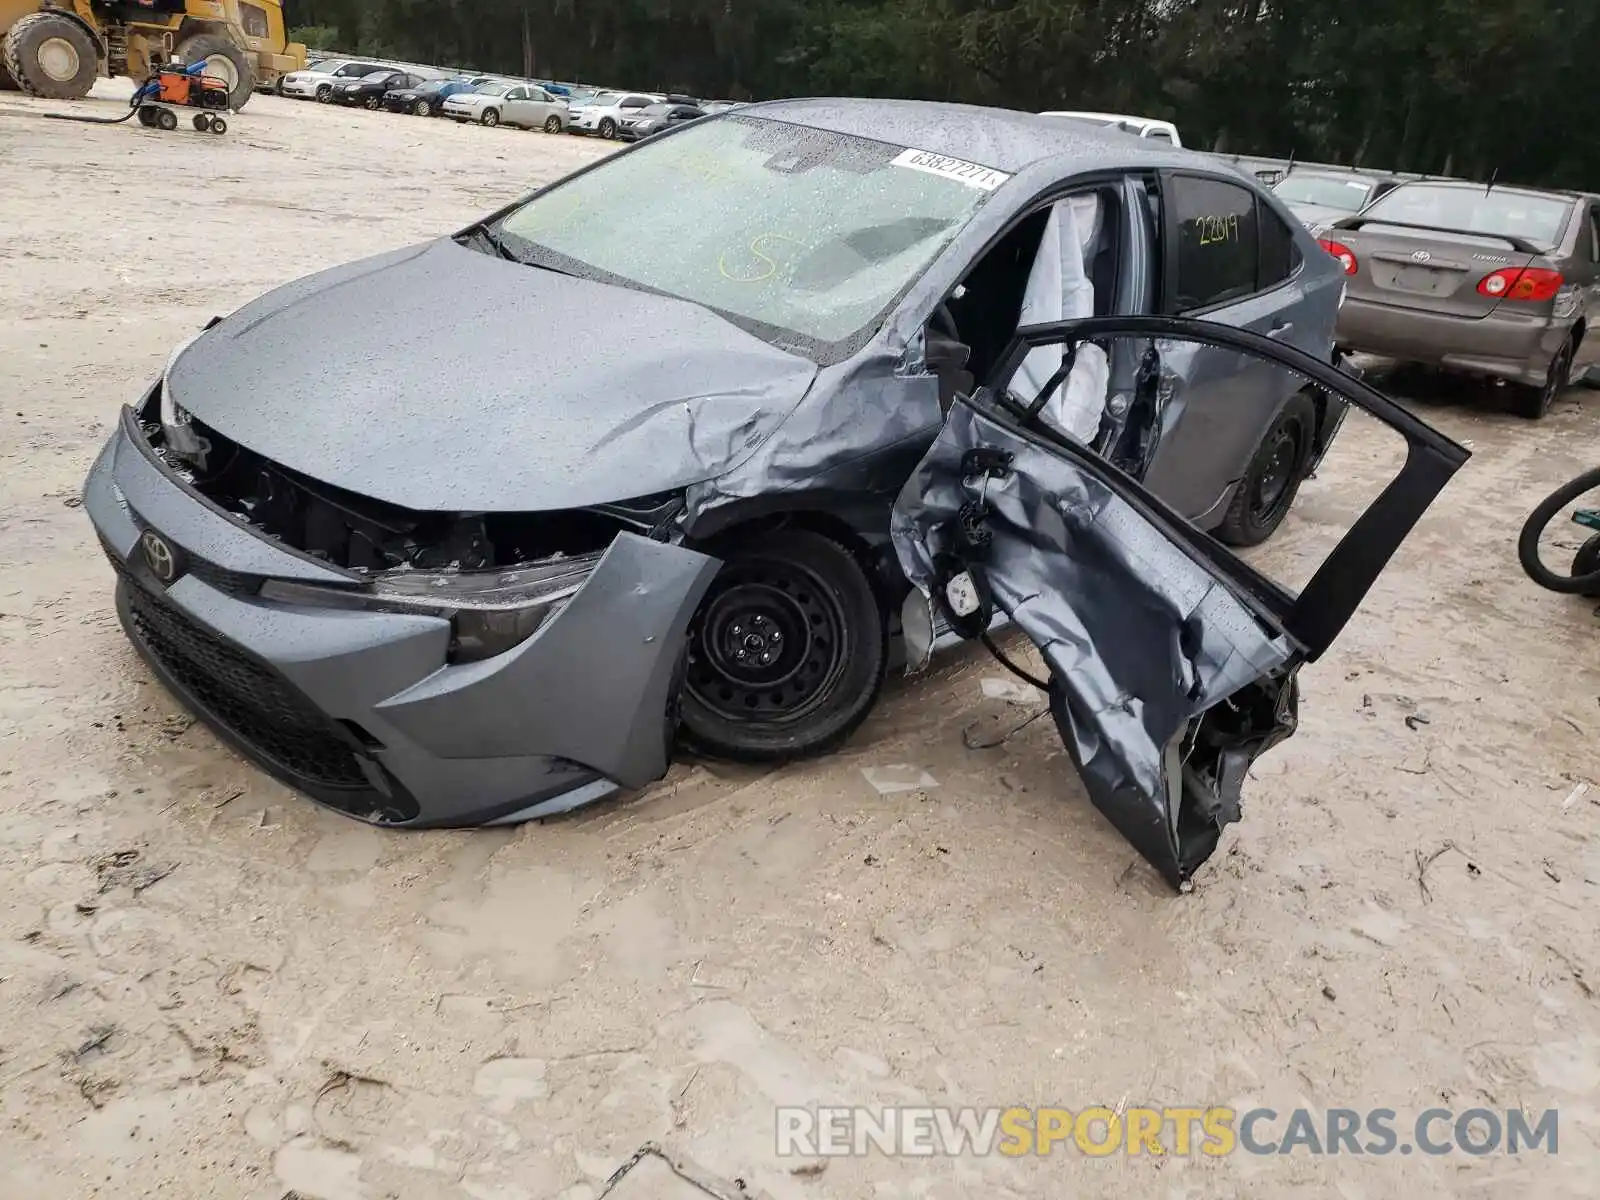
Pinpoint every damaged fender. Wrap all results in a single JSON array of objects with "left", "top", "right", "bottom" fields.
[
  {"left": 375, "top": 533, "right": 720, "bottom": 789},
  {"left": 892, "top": 315, "right": 1468, "bottom": 888}
]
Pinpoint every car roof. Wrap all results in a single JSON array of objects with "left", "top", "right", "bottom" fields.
[{"left": 735, "top": 97, "right": 1194, "bottom": 175}]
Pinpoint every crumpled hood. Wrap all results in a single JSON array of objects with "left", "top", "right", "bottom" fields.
[{"left": 165, "top": 239, "right": 818, "bottom": 512}]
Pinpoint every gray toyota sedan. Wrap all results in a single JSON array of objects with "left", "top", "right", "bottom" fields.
[{"left": 82, "top": 99, "right": 1464, "bottom": 885}]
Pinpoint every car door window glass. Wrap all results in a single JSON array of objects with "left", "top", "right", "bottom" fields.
[
  {"left": 507, "top": 88, "right": 526, "bottom": 101},
  {"left": 1258, "top": 202, "right": 1299, "bottom": 289},
  {"left": 1169, "top": 176, "right": 1259, "bottom": 312}
]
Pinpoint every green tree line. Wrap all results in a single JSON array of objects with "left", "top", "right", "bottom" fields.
[{"left": 287, "top": 0, "right": 1599, "bottom": 190}]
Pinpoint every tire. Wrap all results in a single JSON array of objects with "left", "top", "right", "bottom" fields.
[
  {"left": 1517, "top": 466, "right": 1600, "bottom": 594},
  {"left": 480, "top": 108, "right": 499, "bottom": 127},
  {"left": 315, "top": 83, "right": 332, "bottom": 102},
  {"left": 3, "top": 12, "right": 99, "bottom": 100},
  {"left": 598, "top": 116, "right": 617, "bottom": 139},
  {"left": 543, "top": 114, "right": 561, "bottom": 133},
  {"left": 0, "top": 59, "right": 18, "bottom": 90},
  {"left": 209, "top": 116, "right": 226, "bottom": 135},
  {"left": 1215, "top": 390, "right": 1317, "bottom": 547},
  {"left": 192, "top": 113, "right": 211, "bottom": 131},
  {"left": 137, "top": 105, "right": 159, "bottom": 127},
  {"left": 1510, "top": 331, "right": 1577, "bottom": 420},
  {"left": 414, "top": 99, "right": 430, "bottom": 116},
  {"left": 156, "top": 107, "right": 178, "bottom": 131},
  {"left": 174, "top": 33, "right": 253, "bottom": 111},
  {"left": 679, "top": 529, "right": 887, "bottom": 762}
]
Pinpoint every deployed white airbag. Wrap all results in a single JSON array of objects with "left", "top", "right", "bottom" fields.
[{"left": 1010, "top": 196, "right": 1109, "bottom": 444}]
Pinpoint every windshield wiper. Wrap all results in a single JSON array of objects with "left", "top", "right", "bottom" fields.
[{"left": 462, "top": 221, "right": 519, "bottom": 262}]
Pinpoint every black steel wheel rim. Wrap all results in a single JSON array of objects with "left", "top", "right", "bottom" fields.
[
  {"left": 1543, "top": 339, "right": 1575, "bottom": 409},
  {"left": 1250, "top": 423, "right": 1300, "bottom": 521},
  {"left": 686, "top": 558, "right": 850, "bottom": 724}
]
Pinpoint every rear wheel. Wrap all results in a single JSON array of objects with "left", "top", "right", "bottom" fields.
[
  {"left": 1511, "top": 332, "right": 1576, "bottom": 420},
  {"left": 480, "top": 107, "right": 499, "bottom": 127},
  {"left": 174, "top": 33, "right": 253, "bottom": 111},
  {"left": 1216, "top": 391, "right": 1317, "bottom": 547},
  {"left": 3, "top": 12, "right": 99, "bottom": 100},
  {"left": 156, "top": 107, "right": 178, "bottom": 131},
  {"left": 679, "top": 529, "right": 887, "bottom": 762}
]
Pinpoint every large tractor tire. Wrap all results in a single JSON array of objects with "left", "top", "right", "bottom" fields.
[
  {"left": 174, "top": 32, "right": 252, "bottom": 110},
  {"left": 3, "top": 11, "right": 100, "bottom": 100}
]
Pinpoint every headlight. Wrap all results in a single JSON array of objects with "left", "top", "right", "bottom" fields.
[
  {"left": 159, "top": 332, "right": 209, "bottom": 458},
  {"left": 260, "top": 550, "right": 602, "bottom": 663}
]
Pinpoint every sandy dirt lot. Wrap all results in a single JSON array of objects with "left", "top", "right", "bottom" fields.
[{"left": 2, "top": 81, "right": 1599, "bottom": 1200}]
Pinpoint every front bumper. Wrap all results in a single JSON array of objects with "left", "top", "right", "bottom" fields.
[
  {"left": 1336, "top": 297, "right": 1567, "bottom": 386},
  {"left": 82, "top": 404, "right": 719, "bottom": 828},
  {"left": 279, "top": 77, "right": 326, "bottom": 99}
]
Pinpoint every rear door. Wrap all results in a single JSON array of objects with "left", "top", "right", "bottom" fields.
[
  {"left": 1138, "top": 171, "right": 1327, "bottom": 523},
  {"left": 1573, "top": 204, "right": 1600, "bottom": 375},
  {"left": 890, "top": 315, "right": 1468, "bottom": 888}
]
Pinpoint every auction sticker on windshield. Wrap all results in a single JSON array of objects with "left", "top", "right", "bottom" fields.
[{"left": 891, "top": 148, "right": 1011, "bottom": 192}]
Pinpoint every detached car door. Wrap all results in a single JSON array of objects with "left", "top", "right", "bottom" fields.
[{"left": 891, "top": 315, "right": 1468, "bottom": 889}]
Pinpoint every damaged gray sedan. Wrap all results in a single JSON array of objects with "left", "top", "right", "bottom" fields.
[{"left": 82, "top": 99, "right": 1468, "bottom": 885}]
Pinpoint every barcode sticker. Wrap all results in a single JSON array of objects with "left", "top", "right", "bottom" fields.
[{"left": 891, "top": 148, "right": 1011, "bottom": 192}]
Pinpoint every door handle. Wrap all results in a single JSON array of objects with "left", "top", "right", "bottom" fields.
[{"left": 1267, "top": 321, "right": 1295, "bottom": 340}]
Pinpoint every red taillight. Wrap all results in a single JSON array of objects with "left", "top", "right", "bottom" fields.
[
  {"left": 1318, "top": 238, "right": 1358, "bottom": 276},
  {"left": 1477, "top": 267, "right": 1563, "bottom": 302}
]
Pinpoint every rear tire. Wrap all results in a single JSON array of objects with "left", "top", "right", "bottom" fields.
[
  {"left": 1511, "top": 332, "right": 1576, "bottom": 420},
  {"left": 174, "top": 33, "right": 253, "bottom": 111},
  {"left": 1215, "top": 391, "right": 1317, "bottom": 547},
  {"left": 679, "top": 529, "right": 887, "bottom": 762},
  {"left": 3, "top": 12, "right": 99, "bottom": 100}
]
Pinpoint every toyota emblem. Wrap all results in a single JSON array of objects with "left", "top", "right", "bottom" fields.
[
  {"left": 1411, "top": 250, "right": 1432, "bottom": 263},
  {"left": 139, "top": 529, "right": 178, "bottom": 584}
]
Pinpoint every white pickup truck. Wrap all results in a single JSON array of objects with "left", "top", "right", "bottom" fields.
[{"left": 1039, "top": 110, "right": 1183, "bottom": 147}]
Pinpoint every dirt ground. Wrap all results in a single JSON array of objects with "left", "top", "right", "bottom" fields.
[{"left": 3, "top": 82, "right": 1599, "bottom": 1200}]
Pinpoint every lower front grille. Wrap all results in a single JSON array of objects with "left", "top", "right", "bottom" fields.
[{"left": 106, "top": 550, "right": 383, "bottom": 800}]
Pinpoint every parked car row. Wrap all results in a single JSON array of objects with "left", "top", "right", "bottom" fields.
[{"left": 278, "top": 55, "right": 741, "bottom": 141}]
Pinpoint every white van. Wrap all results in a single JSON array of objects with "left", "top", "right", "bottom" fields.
[{"left": 1039, "top": 110, "right": 1183, "bottom": 148}]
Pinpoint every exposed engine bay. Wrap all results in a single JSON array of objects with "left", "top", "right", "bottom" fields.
[{"left": 140, "top": 389, "right": 680, "bottom": 574}]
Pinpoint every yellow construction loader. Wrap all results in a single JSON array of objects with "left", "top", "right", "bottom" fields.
[{"left": 0, "top": 0, "right": 305, "bottom": 110}]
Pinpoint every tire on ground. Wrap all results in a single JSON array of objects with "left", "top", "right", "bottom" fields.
[
  {"left": 1214, "top": 390, "right": 1318, "bottom": 548},
  {"left": 174, "top": 32, "right": 253, "bottom": 111},
  {"left": 678, "top": 528, "right": 888, "bottom": 762},
  {"left": 3, "top": 11, "right": 100, "bottom": 100}
]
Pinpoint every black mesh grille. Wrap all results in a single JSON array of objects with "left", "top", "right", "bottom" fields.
[{"left": 109, "top": 552, "right": 371, "bottom": 792}]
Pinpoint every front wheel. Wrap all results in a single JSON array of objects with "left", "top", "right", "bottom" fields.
[
  {"left": 364, "top": 95, "right": 380, "bottom": 110},
  {"left": 480, "top": 108, "right": 499, "bottom": 127},
  {"left": 679, "top": 529, "right": 887, "bottom": 762},
  {"left": 415, "top": 99, "right": 430, "bottom": 116},
  {"left": 315, "top": 83, "right": 332, "bottom": 103},
  {"left": 543, "top": 115, "right": 561, "bottom": 133},
  {"left": 1215, "top": 391, "right": 1317, "bottom": 547},
  {"left": 598, "top": 116, "right": 617, "bottom": 138}
]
